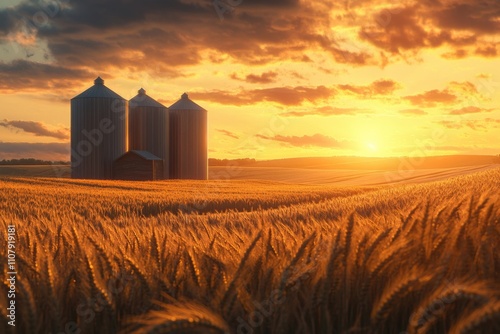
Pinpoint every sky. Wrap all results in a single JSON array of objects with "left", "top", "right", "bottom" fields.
[{"left": 0, "top": 0, "right": 499, "bottom": 161}]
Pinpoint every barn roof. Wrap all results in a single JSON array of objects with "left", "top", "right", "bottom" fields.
[
  {"left": 72, "top": 77, "right": 125, "bottom": 100},
  {"left": 116, "top": 150, "right": 162, "bottom": 161},
  {"left": 129, "top": 88, "right": 167, "bottom": 109},
  {"left": 169, "top": 93, "right": 206, "bottom": 111}
]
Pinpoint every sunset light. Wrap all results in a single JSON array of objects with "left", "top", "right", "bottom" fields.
[
  {"left": 0, "top": 0, "right": 498, "bottom": 161},
  {"left": 1, "top": 2, "right": 500, "bottom": 333}
]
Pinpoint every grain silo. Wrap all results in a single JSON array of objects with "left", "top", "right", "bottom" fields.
[
  {"left": 128, "top": 88, "right": 169, "bottom": 179},
  {"left": 169, "top": 93, "right": 207, "bottom": 180},
  {"left": 71, "top": 77, "right": 128, "bottom": 179}
]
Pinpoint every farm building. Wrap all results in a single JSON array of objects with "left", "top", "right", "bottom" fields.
[
  {"left": 113, "top": 150, "right": 163, "bottom": 181},
  {"left": 169, "top": 93, "right": 208, "bottom": 180},
  {"left": 129, "top": 88, "right": 169, "bottom": 179},
  {"left": 70, "top": 78, "right": 208, "bottom": 181},
  {"left": 70, "top": 77, "right": 128, "bottom": 179}
]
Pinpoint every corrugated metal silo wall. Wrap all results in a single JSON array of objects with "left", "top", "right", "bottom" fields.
[
  {"left": 169, "top": 109, "right": 208, "bottom": 180},
  {"left": 71, "top": 98, "right": 128, "bottom": 179},
  {"left": 129, "top": 106, "right": 169, "bottom": 179}
]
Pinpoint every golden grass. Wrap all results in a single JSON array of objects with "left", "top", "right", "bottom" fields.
[{"left": 0, "top": 169, "right": 499, "bottom": 333}]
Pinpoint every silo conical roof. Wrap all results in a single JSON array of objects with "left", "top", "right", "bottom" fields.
[
  {"left": 129, "top": 88, "right": 167, "bottom": 108},
  {"left": 72, "top": 77, "right": 125, "bottom": 100},
  {"left": 169, "top": 93, "right": 206, "bottom": 111}
]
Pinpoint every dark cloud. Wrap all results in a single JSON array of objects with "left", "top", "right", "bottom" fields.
[
  {"left": 0, "top": 0, "right": 497, "bottom": 94},
  {"left": 359, "top": 6, "right": 452, "bottom": 54},
  {"left": 0, "top": 119, "right": 69, "bottom": 140},
  {"left": 404, "top": 89, "right": 458, "bottom": 107},
  {"left": 432, "top": 1, "right": 500, "bottom": 34},
  {"left": 475, "top": 45, "right": 498, "bottom": 57},
  {"left": 231, "top": 71, "right": 278, "bottom": 84},
  {"left": 399, "top": 109, "right": 428, "bottom": 116},
  {"left": 193, "top": 85, "right": 334, "bottom": 106},
  {"left": 255, "top": 133, "right": 354, "bottom": 148},
  {"left": 356, "top": 2, "right": 498, "bottom": 59},
  {"left": 0, "top": 60, "right": 94, "bottom": 93},
  {"left": 281, "top": 106, "right": 370, "bottom": 117},
  {"left": 0, "top": 141, "right": 69, "bottom": 160},
  {"left": 216, "top": 129, "right": 239, "bottom": 140}
]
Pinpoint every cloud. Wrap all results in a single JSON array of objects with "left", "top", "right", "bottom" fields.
[
  {"left": 0, "top": 142, "right": 69, "bottom": 160},
  {"left": 399, "top": 109, "right": 428, "bottom": 116},
  {"left": 442, "top": 49, "right": 468, "bottom": 59},
  {"left": 435, "top": 118, "right": 500, "bottom": 131},
  {"left": 0, "top": 120, "right": 69, "bottom": 140},
  {"left": 193, "top": 85, "right": 334, "bottom": 106},
  {"left": 0, "top": 0, "right": 497, "bottom": 95},
  {"left": 431, "top": 1, "right": 500, "bottom": 34},
  {"left": 255, "top": 133, "right": 354, "bottom": 148},
  {"left": 231, "top": 71, "right": 278, "bottom": 84},
  {"left": 404, "top": 89, "right": 458, "bottom": 107},
  {"left": 359, "top": 6, "right": 453, "bottom": 54},
  {"left": 475, "top": 45, "right": 498, "bottom": 57},
  {"left": 337, "top": 79, "right": 400, "bottom": 96},
  {"left": 0, "top": 60, "right": 94, "bottom": 93},
  {"left": 216, "top": 129, "right": 239, "bottom": 140},
  {"left": 354, "top": 1, "right": 498, "bottom": 60},
  {"left": 448, "top": 106, "right": 494, "bottom": 115},
  {"left": 281, "top": 106, "right": 370, "bottom": 117}
]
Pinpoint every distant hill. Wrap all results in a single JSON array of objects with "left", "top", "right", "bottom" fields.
[
  {"left": 210, "top": 155, "right": 499, "bottom": 170},
  {"left": 0, "top": 158, "right": 70, "bottom": 165}
]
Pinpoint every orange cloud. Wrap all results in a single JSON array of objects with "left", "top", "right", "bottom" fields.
[
  {"left": 193, "top": 85, "right": 334, "bottom": 106},
  {"left": 399, "top": 109, "right": 428, "bottom": 116},
  {"left": 216, "top": 129, "right": 239, "bottom": 140},
  {"left": 404, "top": 89, "right": 458, "bottom": 107},
  {"left": 338, "top": 79, "right": 400, "bottom": 96},
  {"left": 231, "top": 71, "right": 279, "bottom": 84},
  {"left": 281, "top": 106, "right": 370, "bottom": 117},
  {"left": 255, "top": 133, "right": 355, "bottom": 148},
  {"left": 448, "top": 106, "right": 494, "bottom": 115}
]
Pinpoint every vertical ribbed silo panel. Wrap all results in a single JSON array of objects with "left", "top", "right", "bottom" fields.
[
  {"left": 70, "top": 78, "right": 127, "bottom": 180},
  {"left": 128, "top": 89, "right": 169, "bottom": 179}
]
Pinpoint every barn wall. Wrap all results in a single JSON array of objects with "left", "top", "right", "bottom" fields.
[
  {"left": 129, "top": 106, "right": 169, "bottom": 179},
  {"left": 153, "top": 160, "right": 164, "bottom": 180},
  {"left": 113, "top": 154, "right": 154, "bottom": 181}
]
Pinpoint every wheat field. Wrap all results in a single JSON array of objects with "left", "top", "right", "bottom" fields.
[{"left": 1, "top": 169, "right": 500, "bottom": 333}]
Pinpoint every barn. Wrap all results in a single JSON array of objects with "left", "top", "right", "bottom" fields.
[{"left": 113, "top": 150, "right": 163, "bottom": 181}]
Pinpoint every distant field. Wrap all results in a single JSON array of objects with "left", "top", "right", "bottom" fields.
[
  {"left": 1, "top": 168, "right": 499, "bottom": 333},
  {"left": 0, "top": 165, "right": 70, "bottom": 178},
  {"left": 210, "top": 164, "right": 498, "bottom": 185},
  {"left": 1, "top": 155, "right": 498, "bottom": 187}
]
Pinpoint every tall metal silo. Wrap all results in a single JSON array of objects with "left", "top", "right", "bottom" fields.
[
  {"left": 71, "top": 77, "right": 128, "bottom": 179},
  {"left": 169, "top": 93, "right": 207, "bottom": 180},
  {"left": 129, "top": 88, "right": 169, "bottom": 179}
]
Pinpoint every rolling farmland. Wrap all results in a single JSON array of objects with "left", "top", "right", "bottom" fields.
[{"left": 0, "top": 168, "right": 499, "bottom": 333}]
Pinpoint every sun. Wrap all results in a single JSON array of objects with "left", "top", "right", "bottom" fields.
[{"left": 367, "top": 142, "right": 378, "bottom": 152}]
